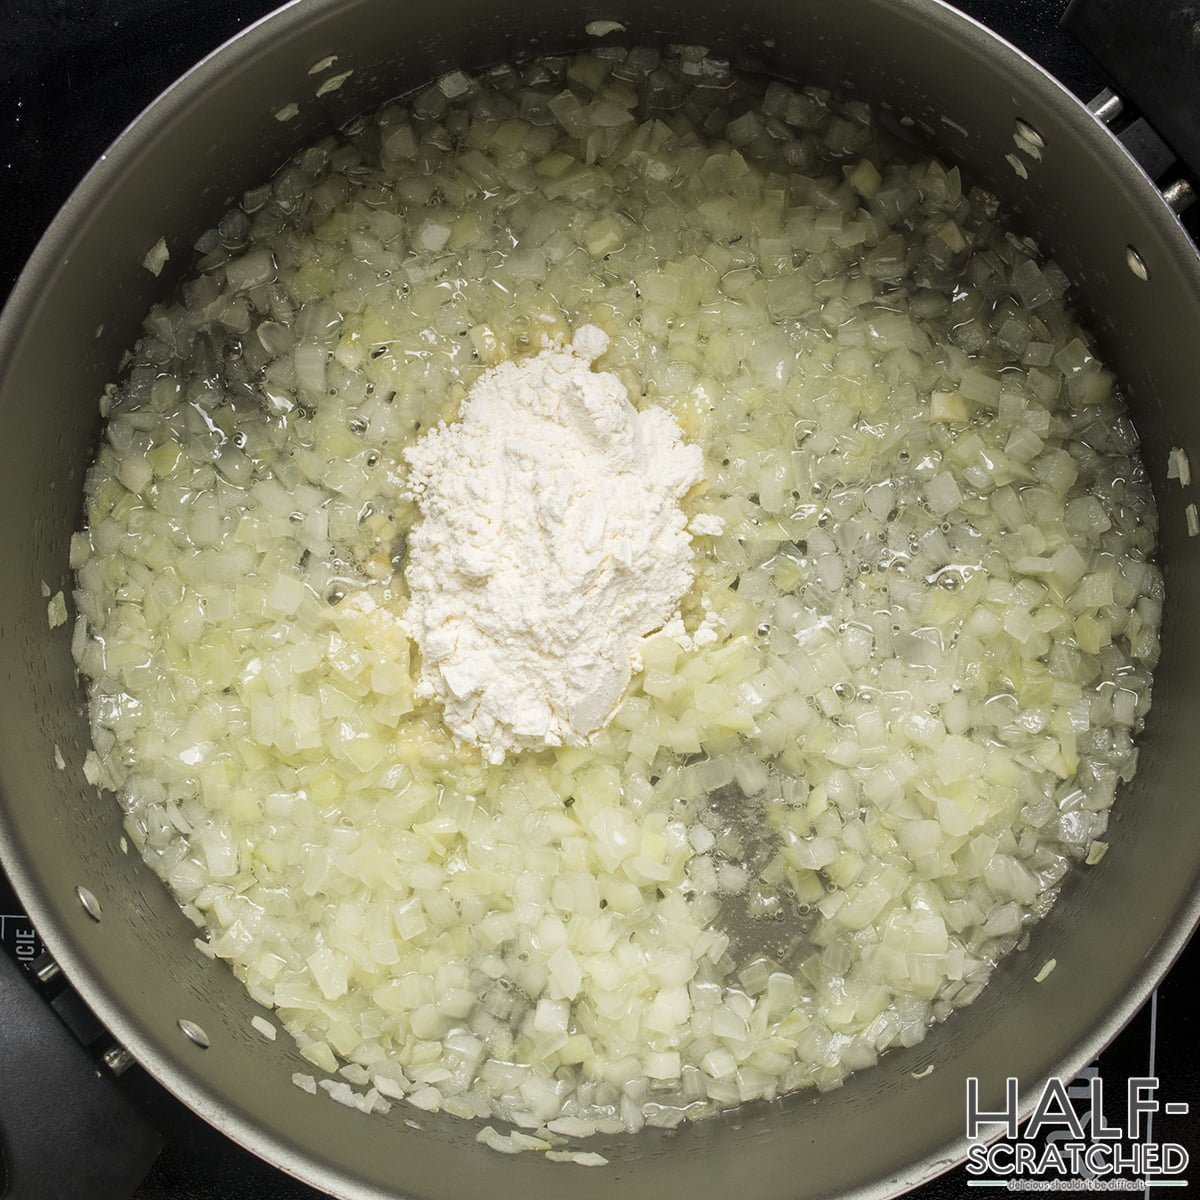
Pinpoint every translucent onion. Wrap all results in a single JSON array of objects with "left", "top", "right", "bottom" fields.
[{"left": 71, "top": 43, "right": 1161, "bottom": 1149}]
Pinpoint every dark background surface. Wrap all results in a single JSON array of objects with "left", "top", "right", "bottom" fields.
[{"left": 1, "top": 1, "right": 1198, "bottom": 1197}]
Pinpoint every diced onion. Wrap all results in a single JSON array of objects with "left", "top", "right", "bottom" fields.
[{"left": 71, "top": 44, "right": 1161, "bottom": 1147}]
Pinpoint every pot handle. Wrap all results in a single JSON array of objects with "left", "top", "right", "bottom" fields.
[
  {"left": 1061, "top": 0, "right": 1200, "bottom": 184},
  {"left": 0, "top": 948, "right": 161, "bottom": 1199}
]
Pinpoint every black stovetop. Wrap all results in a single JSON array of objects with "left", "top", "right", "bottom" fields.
[{"left": 1, "top": 1, "right": 1198, "bottom": 1197}]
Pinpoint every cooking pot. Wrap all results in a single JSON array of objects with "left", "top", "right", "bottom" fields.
[{"left": 1, "top": 1, "right": 1198, "bottom": 1197}]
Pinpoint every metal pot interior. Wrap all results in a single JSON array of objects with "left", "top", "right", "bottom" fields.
[{"left": 1, "top": 1, "right": 1198, "bottom": 1197}]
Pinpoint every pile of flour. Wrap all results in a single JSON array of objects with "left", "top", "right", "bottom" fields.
[{"left": 402, "top": 326, "right": 720, "bottom": 763}]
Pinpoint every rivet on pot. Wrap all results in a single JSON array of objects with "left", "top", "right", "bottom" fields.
[
  {"left": 102, "top": 1044, "right": 135, "bottom": 1075},
  {"left": 1087, "top": 87, "right": 1125, "bottom": 126},
  {"left": 177, "top": 1018, "right": 210, "bottom": 1049},
  {"left": 1014, "top": 118, "right": 1045, "bottom": 150},
  {"left": 33, "top": 953, "right": 62, "bottom": 984},
  {"left": 1162, "top": 178, "right": 1196, "bottom": 217},
  {"left": 75, "top": 885, "right": 102, "bottom": 921},
  {"left": 1126, "top": 246, "right": 1150, "bottom": 281}
]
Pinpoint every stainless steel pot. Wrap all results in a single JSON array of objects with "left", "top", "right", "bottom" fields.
[{"left": 1, "top": 1, "right": 1198, "bottom": 1197}]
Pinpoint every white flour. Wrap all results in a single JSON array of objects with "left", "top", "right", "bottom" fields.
[{"left": 402, "top": 326, "right": 719, "bottom": 763}]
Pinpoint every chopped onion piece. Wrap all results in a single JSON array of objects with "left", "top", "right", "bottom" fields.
[
  {"left": 142, "top": 238, "right": 169, "bottom": 277},
  {"left": 1167, "top": 446, "right": 1191, "bottom": 487}
]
